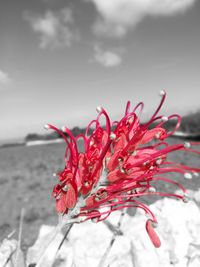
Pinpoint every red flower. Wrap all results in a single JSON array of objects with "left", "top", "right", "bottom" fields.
[{"left": 46, "top": 91, "right": 200, "bottom": 248}]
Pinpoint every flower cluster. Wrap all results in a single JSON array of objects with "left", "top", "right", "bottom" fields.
[{"left": 46, "top": 91, "right": 200, "bottom": 248}]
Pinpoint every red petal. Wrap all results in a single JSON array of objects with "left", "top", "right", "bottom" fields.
[
  {"left": 80, "top": 183, "right": 93, "bottom": 196},
  {"left": 113, "top": 133, "right": 127, "bottom": 152},
  {"left": 56, "top": 195, "right": 66, "bottom": 213},
  {"left": 64, "top": 182, "right": 77, "bottom": 209},
  {"left": 140, "top": 128, "right": 166, "bottom": 145},
  {"left": 85, "top": 195, "right": 95, "bottom": 207},
  {"left": 145, "top": 219, "right": 161, "bottom": 248},
  {"left": 106, "top": 151, "right": 121, "bottom": 172},
  {"left": 107, "top": 169, "right": 125, "bottom": 182},
  {"left": 59, "top": 169, "right": 73, "bottom": 182}
]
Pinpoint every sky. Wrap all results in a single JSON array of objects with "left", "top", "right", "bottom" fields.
[{"left": 0, "top": 0, "right": 200, "bottom": 141}]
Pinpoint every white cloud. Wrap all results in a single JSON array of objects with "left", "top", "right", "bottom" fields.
[
  {"left": 24, "top": 8, "right": 79, "bottom": 48},
  {"left": 0, "top": 70, "right": 11, "bottom": 85},
  {"left": 93, "top": 46, "right": 122, "bottom": 67},
  {"left": 89, "top": 0, "right": 196, "bottom": 37}
]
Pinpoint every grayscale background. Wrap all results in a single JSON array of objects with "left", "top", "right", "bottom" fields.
[{"left": 0, "top": 0, "right": 200, "bottom": 256}]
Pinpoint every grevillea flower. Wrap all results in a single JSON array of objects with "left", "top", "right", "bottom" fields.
[{"left": 45, "top": 91, "right": 200, "bottom": 248}]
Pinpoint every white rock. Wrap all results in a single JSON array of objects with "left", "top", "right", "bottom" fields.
[
  {"left": 69, "top": 220, "right": 112, "bottom": 266},
  {"left": 0, "top": 238, "right": 25, "bottom": 267},
  {"left": 187, "top": 243, "right": 200, "bottom": 267},
  {"left": 188, "top": 257, "right": 200, "bottom": 267},
  {"left": 116, "top": 197, "right": 200, "bottom": 267},
  {"left": 28, "top": 194, "right": 200, "bottom": 267},
  {"left": 27, "top": 225, "right": 73, "bottom": 267},
  {"left": 187, "top": 188, "right": 200, "bottom": 203}
]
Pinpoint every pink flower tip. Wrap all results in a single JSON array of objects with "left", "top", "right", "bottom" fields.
[{"left": 146, "top": 219, "right": 161, "bottom": 248}]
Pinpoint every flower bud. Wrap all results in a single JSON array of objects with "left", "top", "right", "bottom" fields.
[{"left": 146, "top": 219, "right": 161, "bottom": 248}]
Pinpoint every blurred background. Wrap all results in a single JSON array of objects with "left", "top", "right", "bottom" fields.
[{"left": 0, "top": 0, "right": 200, "bottom": 250}]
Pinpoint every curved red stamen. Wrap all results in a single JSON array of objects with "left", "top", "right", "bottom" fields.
[
  {"left": 46, "top": 124, "right": 75, "bottom": 167},
  {"left": 132, "top": 101, "right": 144, "bottom": 117},
  {"left": 125, "top": 101, "right": 131, "bottom": 115},
  {"left": 147, "top": 90, "right": 166, "bottom": 124}
]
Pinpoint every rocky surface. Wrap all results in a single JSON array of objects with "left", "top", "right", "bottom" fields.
[
  {"left": 24, "top": 190, "right": 200, "bottom": 267},
  {"left": 0, "top": 238, "right": 25, "bottom": 267}
]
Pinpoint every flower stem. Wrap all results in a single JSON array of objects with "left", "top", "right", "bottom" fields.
[
  {"left": 97, "top": 209, "right": 125, "bottom": 267},
  {"left": 51, "top": 223, "right": 73, "bottom": 265}
]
